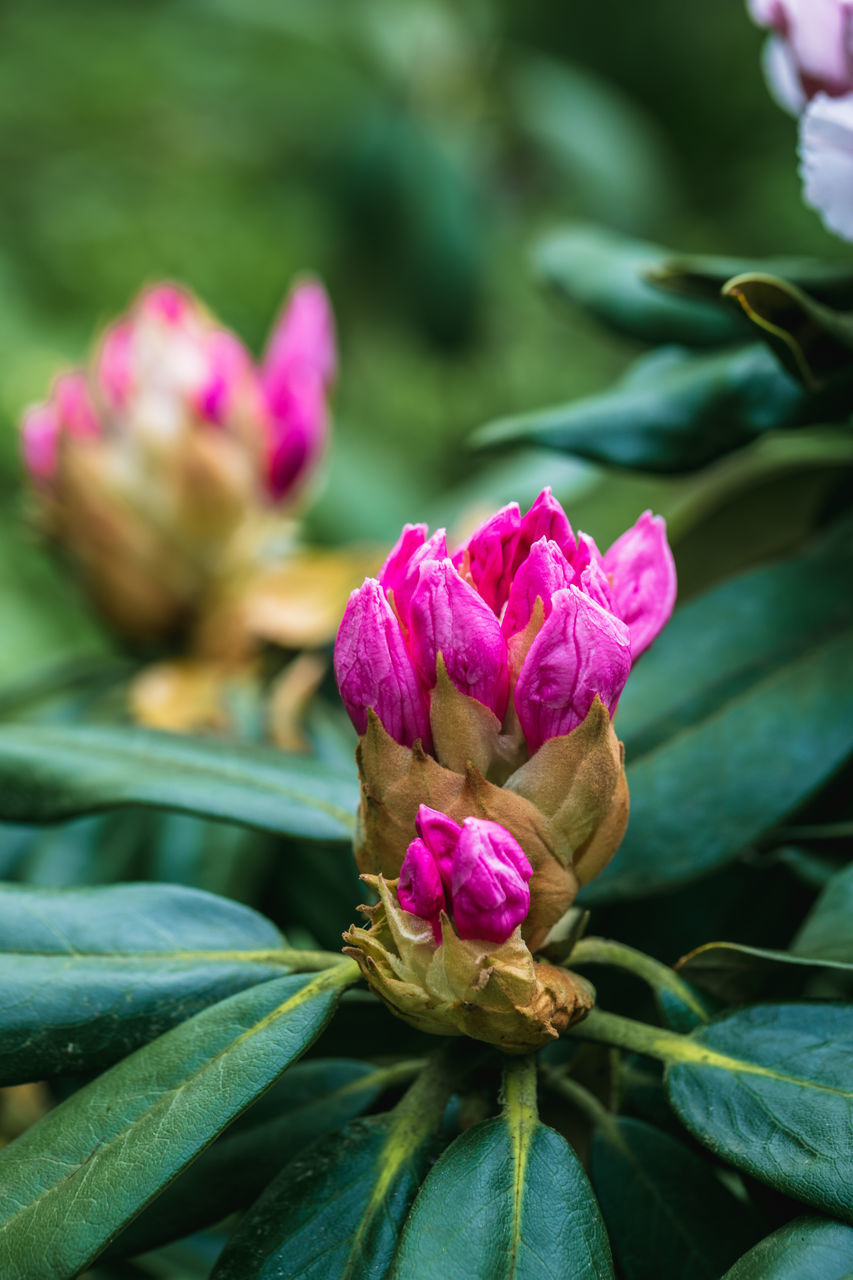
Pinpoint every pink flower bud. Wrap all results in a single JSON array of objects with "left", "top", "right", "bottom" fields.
[
  {"left": 382, "top": 528, "right": 447, "bottom": 626},
  {"left": 408, "top": 558, "right": 509, "bottom": 720},
  {"left": 415, "top": 804, "right": 462, "bottom": 882},
  {"left": 398, "top": 837, "right": 446, "bottom": 937},
  {"left": 334, "top": 578, "right": 432, "bottom": 749},
  {"left": 21, "top": 373, "right": 101, "bottom": 484},
  {"left": 266, "top": 370, "right": 328, "bottom": 500},
  {"left": 502, "top": 537, "right": 574, "bottom": 639},
  {"left": 379, "top": 523, "right": 428, "bottom": 599},
  {"left": 514, "top": 585, "right": 632, "bottom": 753},
  {"left": 748, "top": 0, "right": 853, "bottom": 100},
  {"left": 263, "top": 278, "right": 337, "bottom": 395},
  {"left": 801, "top": 92, "right": 853, "bottom": 242},
  {"left": 515, "top": 486, "right": 576, "bottom": 567},
  {"left": 455, "top": 503, "right": 521, "bottom": 615},
  {"left": 97, "top": 321, "right": 135, "bottom": 410},
  {"left": 603, "top": 510, "right": 677, "bottom": 659},
  {"left": 451, "top": 818, "right": 532, "bottom": 943}
]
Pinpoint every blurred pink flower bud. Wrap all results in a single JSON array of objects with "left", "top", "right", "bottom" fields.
[
  {"left": 334, "top": 578, "right": 432, "bottom": 749},
  {"left": 603, "top": 510, "right": 677, "bottom": 659},
  {"left": 800, "top": 92, "right": 853, "bottom": 241},
  {"left": 408, "top": 557, "right": 510, "bottom": 720},
  {"left": 21, "top": 372, "right": 101, "bottom": 484},
  {"left": 397, "top": 808, "right": 532, "bottom": 945},
  {"left": 749, "top": 0, "right": 853, "bottom": 102},
  {"left": 514, "top": 586, "right": 632, "bottom": 754},
  {"left": 262, "top": 279, "right": 337, "bottom": 499}
]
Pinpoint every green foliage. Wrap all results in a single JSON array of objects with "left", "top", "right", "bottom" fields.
[{"left": 721, "top": 1217, "right": 853, "bottom": 1280}]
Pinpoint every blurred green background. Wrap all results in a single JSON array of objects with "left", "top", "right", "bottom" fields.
[{"left": 0, "top": 0, "right": 845, "bottom": 681}]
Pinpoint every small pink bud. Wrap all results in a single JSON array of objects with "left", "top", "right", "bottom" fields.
[
  {"left": 415, "top": 804, "right": 461, "bottom": 883},
  {"left": 21, "top": 404, "right": 61, "bottom": 483},
  {"left": 455, "top": 503, "right": 521, "bottom": 615},
  {"left": 334, "top": 579, "right": 432, "bottom": 749},
  {"left": 194, "top": 330, "right": 255, "bottom": 426},
  {"left": 390, "top": 529, "right": 448, "bottom": 627},
  {"left": 263, "top": 278, "right": 337, "bottom": 398},
  {"left": 603, "top": 510, "right": 677, "bottom": 659},
  {"left": 451, "top": 818, "right": 532, "bottom": 943},
  {"left": 515, "top": 487, "right": 576, "bottom": 567},
  {"left": 379, "top": 523, "right": 428, "bottom": 600},
  {"left": 408, "top": 558, "right": 509, "bottom": 720},
  {"left": 21, "top": 373, "right": 101, "bottom": 484},
  {"left": 515, "top": 585, "right": 632, "bottom": 753},
  {"left": 398, "top": 837, "right": 446, "bottom": 937},
  {"left": 501, "top": 537, "right": 574, "bottom": 639},
  {"left": 266, "top": 369, "right": 328, "bottom": 500},
  {"left": 53, "top": 373, "right": 100, "bottom": 441},
  {"left": 97, "top": 321, "right": 135, "bottom": 410}
]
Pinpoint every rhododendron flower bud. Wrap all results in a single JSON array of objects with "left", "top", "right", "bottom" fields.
[
  {"left": 334, "top": 579, "right": 431, "bottom": 749},
  {"left": 515, "top": 587, "right": 632, "bottom": 754},
  {"left": 603, "top": 510, "right": 677, "bottom": 659},
  {"left": 501, "top": 538, "right": 574, "bottom": 640},
  {"left": 20, "top": 277, "right": 338, "bottom": 644},
  {"left": 398, "top": 838, "right": 446, "bottom": 933}
]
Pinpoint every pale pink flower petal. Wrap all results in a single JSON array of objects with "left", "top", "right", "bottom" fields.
[{"left": 800, "top": 91, "right": 853, "bottom": 241}]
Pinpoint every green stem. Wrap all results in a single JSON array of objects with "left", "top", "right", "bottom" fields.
[
  {"left": 565, "top": 1007, "right": 702, "bottom": 1064},
  {"left": 569, "top": 937, "right": 708, "bottom": 1023},
  {"left": 276, "top": 947, "right": 352, "bottom": 972},
  {"left": 393, "top": 1041, "right": 467, "bottom": 1129},
  {"left": 502, "top": 1054, "right": 539, "bottom": 1120},
  {"left": 539, "top": 1066, "right": 624, "bottom": 1145}
]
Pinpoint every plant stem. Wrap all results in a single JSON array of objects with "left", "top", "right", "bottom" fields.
[
  {"left": 569, "top": 936, "right": 708, "bottom": 1023},
  {"left": 565, "top": 1007, "right": 705, "bottom": 1064},
  {"left": 276, "top": 947, "right": 352, "bottom": 971}
]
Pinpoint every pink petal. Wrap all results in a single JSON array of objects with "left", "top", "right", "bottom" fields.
[
  {"left": 800, "top": 91, "right": 853, "bottom": 241},
  {"left": 514, "top": 586, "right": 632, "bottom": 754},
  {"left": 21, "top": 404, "right": 61, "bottom": 483},
  {"left": 97, "top": 321, "right": 135, "bottom": 410},
  {"left": 450, "top": 818, "right": 532, "bottom": 943},
  {"left": 266, "top": 368, "right": 328, "bottom": 500},
  {"left": 378, "top": 523, "right": 429, "bottom": 602},
  {"left": 603, "top": 511, "right": 677, "bottom": 659},
  {"left": 515, "top": 487, "right": 576, "bottom": 567},
  {"left": 53, "top": 372, "right": 101, "bottom": 440},
  {"left": 263, "top": 278, "right": 337, "bottom": 398},
  {"left": 501, "top": 537, "right": 574, "bottom": 639},
  {"left": 456, "top": 503, "right": 521, "bottom": 616},
  {"left": 408, "top": 558, "right": 510, "bottom": 720},
  {"left": 415, "top": 804, "right": 462, "bottom": 887},
  {"left": 333, "top": 579, "right": 432, "bottom": 749},
  {"left": 398, "top": 836, "right": 447, "bottom": 929}
]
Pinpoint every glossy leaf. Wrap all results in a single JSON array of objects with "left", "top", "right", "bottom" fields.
[
  {"left": 585, "top": 522, "right": 853, "bottom": 902},
  {"left": 0, "top": 881, "right": 289, "bottom": 1084},
  {"left": 589, "top": 1117, "right": 761, "bottom": 1280},
  {"left": 792, "top": 864, "right": 853, "bottom": 963},
  {"left": 110, "top": 1058, "right": 395, "bottom": 1259},
  {"left": 666, "top": 1004, "right": 853, "bottom": 1221},
  {"left": 677, "top": 940, "right": 853, "bottom": 1004},
  {"left": 533, "top": 225, "right": 746, "bottom": 345},
  {"left": 388, "top": 1067, "right": 614, "bottom": 1280},
  {"left": 0, "top": 965, "right": 356, "bottom": 1279},
  {"left": 213, "top": 1058, "right": 452, "bottom": 1280},
  {"left": 721, "top": 1216, "right": 853, "bottom": 1280},
  {"left": 723, "top": 273, "right": 853, "bottom": 391},
  {"left": 0, "top": 723, "right": 358, "bottom": 840},
  {"left": 475, "top": 344, "right": 811, "bottom": 474}
]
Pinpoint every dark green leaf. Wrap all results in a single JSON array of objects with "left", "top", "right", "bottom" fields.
[
  {"left": 0, "top": 723, "right": 358, "bottom": 840},
  {"left": 589, "top": 1117, "right": 761, "bottom": 1280},
  {"left": 585, "top": 522, "right": 853, "bottom": 902},
  {"left": 721, "top": 1216, "right": 853, "bottom": 1280},
  {"left": 0, "top": 881, "right": 290, "bottom": 1084},
  {"left": 110, "top": 1058, "right": 394, "bottom": 1260},
  {"left": 723, "top": 273, "right": 853, "bottom": 391},
  {"left": 213, "top": 1058, "right": 452, "bottom": 1280},
  {"left": 677, "top": 941, "right": 853, "bottom": 1005},
  {"left": 0, "top": 965, "right": 356, "bottom": 1279},
  {"left": 666, "top": 1004, "right": 853, "bottom": 1221},
  {"left": 648, "top": 251, "right": 853, "bottom": 307},
  {"left": 388, "top": 1073, "right": 614, "bottom": 1279},
  {"left": 475, "top": 344, "right": 810, "bottom": 474},
  {"left": 534, "top": 225, "right": 745, "bottom": 345},
  {"left": 792, "top": 864, "right": 853, "bottom": 963}
]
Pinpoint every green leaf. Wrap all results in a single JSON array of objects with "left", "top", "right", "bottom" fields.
[
  {"left": 723, "top": 273, "right": 853, "bottom": 392},
  {"left": 388, "top": 1062, "right": 614, "bottom": 1280},
  {"left": 475, "top": 344, "right": 810, "bottom": 474},
  {"left": 676, "top": 940, "right": 853, "bottom": 1005},
  {"left": 213, "top": 1054, "right": 454, "bottom": 1280},
  {"left": 589, "top": 1117, "right": 761, "bottom": 1280},
  {"left": 110, "top": 1058, "right": 402, "bottom": 1260},
  {"left": 720, "top": 1216, "right": 853, "bottom": 1280},
  {"left": 533, "top": 225, "right": 745, "bottom": 346},
  {"left": 0, "top": 964, "right": 356, "bottom": 1279},
  {"left": 585, "top": 522, "right": 853, "bottom": 901},
  {"left": 792, "top": 864, "right": 853, "bottom": 963},
  {"left": 0, "top": 881, "right": 290, "bottom": 1084},
  {"left": 665, "top": 1004, "right": 853, "bottom": 1222},
  {"left": 648, "top": 251, "right": 853, "bottom": 305},
  {"left": 0, "top": 723, "right": 358, "bottom": 840}
]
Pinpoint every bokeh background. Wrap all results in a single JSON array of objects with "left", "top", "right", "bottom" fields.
[{"left": 0, "top": 0, "right": 842, "bottom": 686}]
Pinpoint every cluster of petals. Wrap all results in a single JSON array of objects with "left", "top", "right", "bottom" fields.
[
  {"left": 397, "top": 805, "right": 533, "bottom": 945},
  {"left": 21, "top": 277, "right": 336, "bottom": 502},
  {"left": 748, "top": 0, "right": 853, "bottom": 240},
  {"left": 334, "top": 488, "right": 676, "bottom": 755}
]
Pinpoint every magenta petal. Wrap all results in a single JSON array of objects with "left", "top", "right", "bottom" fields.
[
  {"left": 408, "top": 559, "right": 510, "bottom": 719},
  {"left": 502, "top": 537, "right": 574, "bottom": 638},
  {"left": 516, "top": 487, "right": 576, "bottom": 567},
  {"left": 21, "top": 404, "right": 61, "bottom": 483},
  {"left": 415, "top": 804, "right": 461, "bottom": 888},
  {"left": 263, "top": 278, "right": 337, "bottom": 395},
  {"left": 603, "top": 510, "right": 677, "bottom": 659},
  {"left": 515, "top": 586, "right": 632, "bottom": 754},
  {"left": 392, "top": 529, "right": 447, "bottom": 628},
  {"left": 450, "top": 818, "right": 532, "bottom": 943},
  {"left": 398, "top": 837, "right": 447, "bottom": 924},
  {"left": 266, "top": 368, "right": 327, "bottom": 500},
  {"left": 379, "top": 523, "right": 428, "bottom": 600},
  {"left": 333, "top": 579, "right": 432, "bottom": 749},
  {"left": 457, "top": 503, "right": 521, "bottom": 615},
  {"left": 53, "top": 372, "right": 101, "bottom": 441},
  {"left": 97, "top": 321, "right": 135, "bottom": 410}
]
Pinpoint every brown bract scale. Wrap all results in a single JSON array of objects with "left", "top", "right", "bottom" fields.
[
  {"left": 354, "top": 695, "right": 627, "bottom": 951},
  {"left": 343, "top": 876, "right": 595, "bottom": 1053}
]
